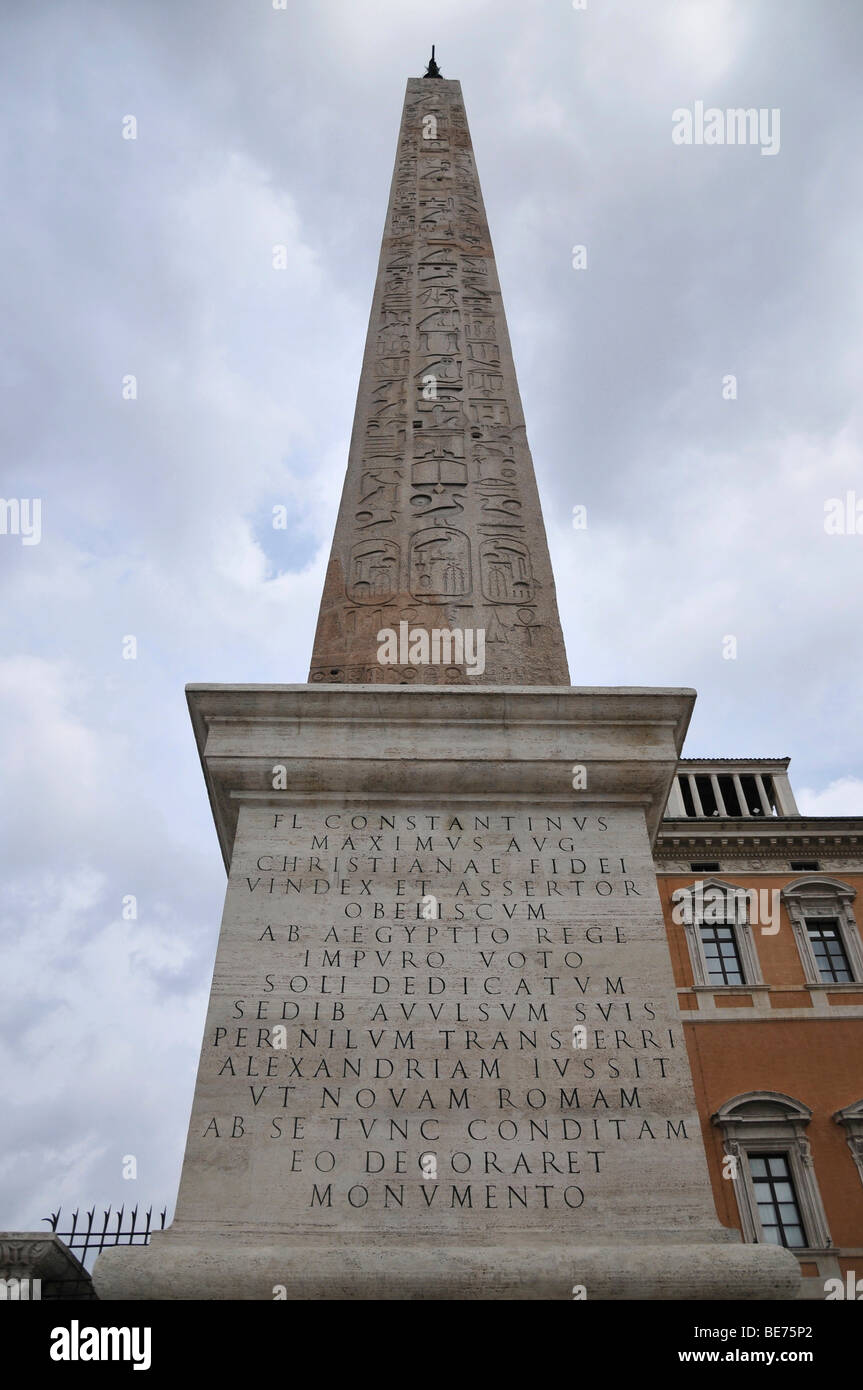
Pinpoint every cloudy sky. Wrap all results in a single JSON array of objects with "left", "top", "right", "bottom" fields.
[{"left": 1, "top": 0, "right": 861, "bottom": 1230}]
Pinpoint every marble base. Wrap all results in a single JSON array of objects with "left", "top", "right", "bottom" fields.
[
  {"left": 93, "top": 685, "right": 801, "bottom": 1302},
  {"left": 94, "top": 1231, "right": 800, "bottom": 1300}
]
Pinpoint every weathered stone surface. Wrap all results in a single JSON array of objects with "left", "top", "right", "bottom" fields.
[
  {"left": 93, "top": 685, "right": 801, "bottom": 1299},
  {"left": 95, "top": 1234, "right": 799, "bottom": 1302},
  {"left": 308, "top": 77, "right": 569, "bottom": 687}
]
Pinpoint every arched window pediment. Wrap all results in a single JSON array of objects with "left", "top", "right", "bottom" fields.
[
  {"left": 780, "top": 879, "right": 862, "bottom": 985},
  {"left": 713, "top": 1092, "right": 812, "bottom": 1127},
  {"left": 713, "top": 1090, "right": 831, "bottom": 1251},
  {"left": 781, "top": 876, "right": 856, "bottom": 903},
  {"left": 673, "top": 880, "right": 764, "bottom": 986}
]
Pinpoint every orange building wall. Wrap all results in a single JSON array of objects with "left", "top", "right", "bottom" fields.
[
  {"left": 659, "top": 873, "right": 863, "bottom": 992},
  {"left": 685, "top": 1020, "right": 863, "bottom": 1247},
  {"left": 658, "top": 872, "right": 863, "bottom": 1252}
]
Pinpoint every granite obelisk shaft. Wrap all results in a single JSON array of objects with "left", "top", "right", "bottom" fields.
[{"left": 309, "top": 77, "right": 569, "bottom": 686}]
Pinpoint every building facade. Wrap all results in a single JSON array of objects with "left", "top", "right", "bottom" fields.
[{"left": 656, "top": 757, "right": 863, "bottom": 1297}]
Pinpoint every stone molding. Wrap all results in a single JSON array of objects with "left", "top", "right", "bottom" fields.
[
  {"left": 672, "top": 877, "right": 764, "bottom": 987},
  {"left": 834, "top": 1099, "right": 863, "bottom": 1189},
  {"left": 712, "top": 1093, "right": 832, "bottom": 1252},
  {"left": 94, "top": 1233, "right": 799, "bottom": 1301},
  {"left": 186, "top": 683, "right": 696, "bottom": 864},
  {"left": 780, "top": 877, "right": 863, "bottom": 985},
  {"left": 0, "top": 1232, "right": 93, "bottom": 1298}
]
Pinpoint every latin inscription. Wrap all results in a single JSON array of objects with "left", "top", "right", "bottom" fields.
[{"left": 187, "top": 807, "right": 698, "bottom": 1233}]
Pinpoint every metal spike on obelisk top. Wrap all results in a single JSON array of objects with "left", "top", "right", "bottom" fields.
[{"left": 423, "top": 44, "right": 442, "bottom": 78}]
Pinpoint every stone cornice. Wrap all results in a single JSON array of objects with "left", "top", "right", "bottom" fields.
[
  {"left": 656, "top": 816, "right": 863, "bottom": 861},
  {"left": 677, "top": 757, "right": 791, "bottom": 769},
  {"left": 186, "top": 683, "right": 695, "bottom": 868}
]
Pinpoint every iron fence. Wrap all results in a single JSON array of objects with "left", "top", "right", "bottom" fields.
[{"left": 37, "top": 1204, "right": 168, "bottom": 1298}]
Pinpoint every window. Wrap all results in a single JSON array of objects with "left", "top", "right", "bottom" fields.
[
  {"left": 749, "top": 1154, "right": 806, "bottom": 1248},
  {"left": 780, "top": 878, "right": 863, "bottom": 987},
  {"left": 672, "top": 878, "right": 763, "bottom": 988},
  {"left": 690, "top": 861, "right": 720, "bottom": 872},
  {"left": 712, "top": 1093, "right": 832, "bottom": 1252},
  {"left": 699, "top": 922, "right": 744, "bottom": 985},
  {"left": 790, "top": 860, "right": 819, "bottom": 871},
  {"left": 806, "top": 920, "right": 853, "bottom": 983}
]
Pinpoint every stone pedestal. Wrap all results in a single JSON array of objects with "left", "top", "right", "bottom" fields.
[{"left": 94, "top": 684, "right": 800, "bottom": 1300}]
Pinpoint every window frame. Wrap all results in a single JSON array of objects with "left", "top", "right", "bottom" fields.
[
  {"left": 673, "top": 878, "right": 764, "bottom": 989},
  {"left": 780, "top": 877, "right": 863, "bottom": 986},
  {"left": 699, "top": 919, "right": 746, "bottom": 986},
  {"left": 713, "top": 1092, "right": 832, "bottom": 1253},
  {"left": 748, "top": 1152, "right": 807, "bottom": 1249},
  {"left": 805, "top": 919, "right": 853, "bottom": 983}
]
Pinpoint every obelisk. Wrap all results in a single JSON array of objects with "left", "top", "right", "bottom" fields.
[
  {"left": 309, "top": 53, "right": 569, "bottom": 688},
  {"left": 94, "top": 57, "right": 799, "bottom": 1300}
]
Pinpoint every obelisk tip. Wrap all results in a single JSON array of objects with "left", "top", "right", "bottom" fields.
[{"left": 423, "top": 45, "right": 442, "bottom": 79}]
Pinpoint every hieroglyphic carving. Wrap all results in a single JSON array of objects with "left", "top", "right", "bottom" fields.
[
  {"left": 418, "top": 157, "right": 452, "bottom": 185},
  {"left": 377, "top": 326, "right": 410, "bottom": 356},
  {"left": 414, "top": 398, "right": 463, "bottom": 429},
  {"left": 418, "top": 248, "right": 458, "bottom": 287},
  {"left": 368, "top": 397, "right": 406, "bottom": 432},
  {"left": 419, "top": 354, "right": 462, "bottom": 385},
  {"left": 475, "top": 452, "right": 523, "bottom": 536},
  {"left": 419, "top": 283, "right": 458, "bottom": 308},
  {"left": 470, "top": 399, "right": 510, "bottom": 427},
  {"left": 347, "top": 540, "right": 400, "bottom": 603},
  {"left": 374, "top": 355, "right": 409, "bottom": 380},
  {"left": 409, "top": 527, "right": 471, "bottom": 596},
  {"left": 410, "top": 446, "right": 468, "bottom": 521},
  {"left": 467, "top": 338, "right": 501, "bottom": 364},
  {"left": 468, "top": 369, "right": 504, "bottom": 396},
  {"left": 413, "top": 428, "right": 464, "bottom": 463},
  {"left": 417, "top": 307, "right": 460, "bottom": 351},
  {"left": 478, "top": 491, "right": 523, "bottom": 528},
  {"left": 480, "top": 538, "right": 534, "bottom": 603},
  {"left": 462, "top": 254, "right": 488, "bottom": 280},
  {"left": 309, "top": 74, "right": 569, "bottom": 685},
  {"left": 419, "top": 194, "right": 456, "bottom": 237}
]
